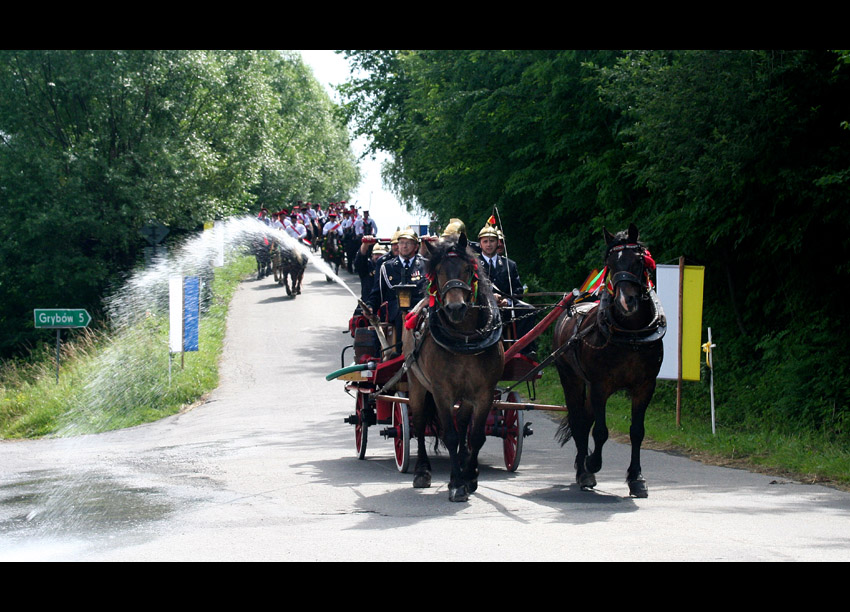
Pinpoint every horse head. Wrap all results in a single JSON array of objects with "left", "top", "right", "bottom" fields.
[
  {"left": 423, "top": 232, "right": 480, "bottom": 325},
  {"left": 602, "top": 223, "right": 654, "bottom": 318}
]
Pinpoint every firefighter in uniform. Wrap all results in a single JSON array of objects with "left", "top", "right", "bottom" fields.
[
  {"left": 477, "top": 223, "right": 536, "bottom": 358},
  {"left": 365, "top": 227, "right": 428, "bottom": 357}
]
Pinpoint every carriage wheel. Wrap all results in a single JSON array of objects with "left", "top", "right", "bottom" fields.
[
  {"left": 502, "top": 391, "right": 524, "bottom": 472},
  {"left": 392, "top": 398, "right": 411, "bottom": 473},
  {"left": 355, "top": 393, "right": 369, "bottom": 460}
]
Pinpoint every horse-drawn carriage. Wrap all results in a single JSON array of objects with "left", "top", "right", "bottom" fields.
[
  {"left": 332, "top": 312, "right": 544, "bottom": 474},
  {"left": 327, "top": 224, "right": 667, "bottom": 501}
]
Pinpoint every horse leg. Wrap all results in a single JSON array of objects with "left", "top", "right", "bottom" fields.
[
  {"left": 410, "top": 390, "right": 433, "bottom": 489},
  {"left": 626, "top": 381, "right": 655, "bottom": 498},
  {"left": 585, "top": 387, "right": 609, "bottom": 476},
  {"left": 436, "top": 402, "right": 468, "bottom": 502},
  {"left": 461, "top": 398, "right": 491, "bottom": 494},
  {"left": 557, "top": 364, "right": 595, "bottom": 489}
]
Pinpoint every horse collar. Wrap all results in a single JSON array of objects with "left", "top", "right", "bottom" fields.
[{"left": 597, "top": 289, "right": 667, "bottom": 346}]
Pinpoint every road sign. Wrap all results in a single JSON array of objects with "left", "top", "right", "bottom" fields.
[
  {"left": 33, "top": 308, "right": 91, "bottom": 329},
  {"left": 140, "top": 222, "right": 169, "bottom": 245}
]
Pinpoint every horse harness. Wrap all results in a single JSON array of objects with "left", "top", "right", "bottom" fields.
[
  {"left": 502, "top": 284, "right": 667, "bottom": 393},
  {"left": 373, "top": 265, "right": 503, "bottom": 396}
]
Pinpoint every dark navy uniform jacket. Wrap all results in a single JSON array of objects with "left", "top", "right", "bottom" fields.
[
  {"left": 477, "top": 253, "right": 522, "bottom": 299},
  {"left": 367, "top": 254, "right": 428, "bottom": 326}
]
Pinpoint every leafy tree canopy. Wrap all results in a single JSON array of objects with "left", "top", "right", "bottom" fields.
[{"left": 0, "top": 50, "right": 359, "bottom": 356}]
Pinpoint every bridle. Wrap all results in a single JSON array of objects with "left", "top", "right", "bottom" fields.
[
  {"left": 594, "top": 241, "right": 665, "bottom": 345},
  {"left": 602, "top": 243, "right": 656, "bottom": 297},
  {"left": 421, "top": 249, "right": 502, "bottom": 355},
  {"left": 426, "top": 252, "right": 480, "bottom": 310}
]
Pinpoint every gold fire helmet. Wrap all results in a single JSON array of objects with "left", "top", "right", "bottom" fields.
[
  {"left": 441, "top": 218, "right": 466, "bottom": 237},
  {"left": 478, "top": 223, "right": 499, "bottom": 240},
  {"left": 396, "top": 227, "right": 420, "bottom": 242}
]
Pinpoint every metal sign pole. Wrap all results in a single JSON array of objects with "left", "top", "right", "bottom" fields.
[
  {"left": 705, "top": 327, "right": 716, "bottom": 435},
  {"left": 34, "top": 309, "right": 90, "bottom": 384}
]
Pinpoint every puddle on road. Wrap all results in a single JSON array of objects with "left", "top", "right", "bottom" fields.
[{"left": 0, "top": 470, "right": 174, "bottom": 559}]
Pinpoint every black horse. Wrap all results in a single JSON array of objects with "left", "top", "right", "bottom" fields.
[
  {"left": 553, "top": 223, "right": 666, "bottom": 497},
  {"left": 322, "top": 230, "right": 344, "bottom": 280},
  {"left": 253, "top": 236, "right": 273, "bottom": 280},
  {"left": 402, "top": 233, "right": 504, "bottom": 502},
  {"left": 273, "top": 244, "right": 307, "bottom": 297}
]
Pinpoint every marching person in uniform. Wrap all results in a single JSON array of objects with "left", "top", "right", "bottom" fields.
[{"left": 355, "top": 209, "right": 378, "bottom": 239}]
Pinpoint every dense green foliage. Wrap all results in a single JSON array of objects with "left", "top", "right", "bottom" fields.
[
  {"left": 0, "top": 50, "right": 359, "bottom": 357},
  {"left": 339, "top": 50, "right": 850, "bottom": 440}
]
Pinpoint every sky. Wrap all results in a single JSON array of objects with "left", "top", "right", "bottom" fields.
[{"left": 297, "top": 50, "right": 429, "bottom": 235}]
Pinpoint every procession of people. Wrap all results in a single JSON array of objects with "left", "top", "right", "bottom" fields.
[{"left": 254, "top": 201, "right": 538, "bottom": 360}]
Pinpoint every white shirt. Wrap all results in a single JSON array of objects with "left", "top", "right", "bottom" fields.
[
  {"left": 286, "top": 221, "right": 307, "bottom": 240},
  {"left": 323, "top": 221, "right": 343, "bottom": 236}
]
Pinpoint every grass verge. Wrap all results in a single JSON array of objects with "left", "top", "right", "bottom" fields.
[
  {"left": 529, "top": 368, "right": 850, "bottom": 492},
  {"left": 0, "top": 256, "right": 254, "bottom": 438}
]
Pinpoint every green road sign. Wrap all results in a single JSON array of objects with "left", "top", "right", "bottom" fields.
[{"left": 34, "top": 308, "right": 91, "bottom": 329}]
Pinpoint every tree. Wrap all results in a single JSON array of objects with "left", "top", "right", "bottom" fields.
[{"left": 0, "top": 50, "right": 360, "bottom": 357}]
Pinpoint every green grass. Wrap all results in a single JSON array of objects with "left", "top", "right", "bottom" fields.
[
  {"left": 0, "top": 255, "right": 254, "bottom": 438},
  {"left": 530, "top": 368, "right": 850, "bottom": 491}
]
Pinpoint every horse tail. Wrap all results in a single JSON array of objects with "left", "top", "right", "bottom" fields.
[{"left": 556, "top": 418, "right": 573, "bottom": 446}]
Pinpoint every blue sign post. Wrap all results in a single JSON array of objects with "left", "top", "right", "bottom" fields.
[
  {"left": 183, "top": 276, "right": 199, "bottom": 353},
  {"left": 169, "top": 276, "right": 200, "bottom": 379}
]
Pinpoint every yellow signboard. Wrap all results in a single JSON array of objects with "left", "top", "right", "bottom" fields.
[{"left": 681, "top": 265, "right": 705, "bottom": 381}]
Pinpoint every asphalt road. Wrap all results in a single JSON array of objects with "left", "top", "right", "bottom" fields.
[{"left": 1, "top": 265, "right": 849, "bottom": 561}]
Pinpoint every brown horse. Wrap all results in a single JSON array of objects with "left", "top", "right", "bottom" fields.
[
  {"left": 402, "top": 233, "right": 504, "bottom": 502},
  {"left": 276, "top": 246, "right": 307, "bottom": 297},
  {"left": 553, "top": 223, "right": 665, "bottom": 498}
]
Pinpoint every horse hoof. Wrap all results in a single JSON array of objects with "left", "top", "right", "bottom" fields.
[
  {"left": 628, "top": 478, "right": 648, "bottom": 498},
  {"left": 586, "top": 455, "right": 602, "bottom": 474},
  {"left": 578, "top": 473, "right": 597, "bottom": 490},
  {"left": 413, "top": 473, "right": 431, "bottom": 489},
  {"left": 449, "top": 485, "right": 469, "bottom": 502},
  {"left": 467, "top": 478, "right": 478, "bottom": 493}
]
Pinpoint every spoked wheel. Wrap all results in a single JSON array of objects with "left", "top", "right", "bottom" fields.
[
  {"left": 392, "top": 396, "right": 411, "bottom": 473},
  {"left": 502, "top": 391, "right": 524, "bottom": 472},
  {"left": 355, "top": 392, "right": 370, "bottom": 460}
]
